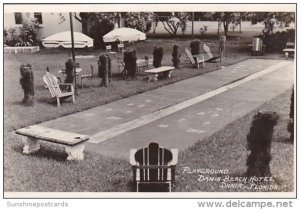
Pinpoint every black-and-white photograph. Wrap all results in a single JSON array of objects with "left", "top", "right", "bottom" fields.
[{"left": 2, "top": 3, "right": 296, "bottom": 200}]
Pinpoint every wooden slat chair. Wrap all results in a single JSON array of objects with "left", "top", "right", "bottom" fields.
[
  {"left": 117, "top": 43, "right": 126, "bottom": 54},
  {"left": 43, "top": 71, "right": 75, "bottom": 107},
  {"left": 203, "top": 43, "right": 222, "bottom": 62},
  {"left": 80, "top": 64, "right": 94, "bottom": 88},
  {"left": 184, "top": 48, "right": 205, "bottom": 69},
  {"left": 58, "top": 62, "right": 81, "bottom": 82},
  {"left": 130, "top": 142, "right": 178, "bottom": 192},
  {"left": 106, "top": 45, "right": 117, "bottom": 56}
]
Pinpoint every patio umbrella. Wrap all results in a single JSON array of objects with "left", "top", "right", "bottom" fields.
[
  {"left": 42, "top": 31, "right": 93, "bottom": 48},
  {"left": 103, "top": 27, "right": 146, "bottom": 43}
]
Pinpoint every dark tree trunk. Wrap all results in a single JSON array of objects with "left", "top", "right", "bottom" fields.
[
  {"left": 78, "top": 12, "right": 89, "bottom": 35},
  {"left": 81, "top": 19, "right": 88, "bottom": 35},
  {"left": 223, "top": 20, "right": 229, "bottom": 36}
]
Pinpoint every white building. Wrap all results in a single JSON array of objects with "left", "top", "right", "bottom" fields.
[{"left": 4, "top": 12, "right": 82, "bottom": 40}]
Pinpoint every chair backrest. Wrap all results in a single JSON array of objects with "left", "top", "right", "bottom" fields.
[
  {"left": 133, "top": 142, "right": 174, "bottom": 182},
  {"left": 118, "top": 43, "right": 124, "bottom": 51},
  {"left": 43, "top": 71, "right": 62, "bottom": 97},
  {"left": 106, "top": 45, "right": 112, "bottom": 53},
  {"left": 203, "top": 44, "right": 213, "bottom": 59},
  {"left": 185, "top": 48, "right": 195, "bottom": 65},
  {"left": 252, "top": 37, "right": 263, "bottom": 52},
  {"left": 286, "top": 42, "right": 295, "bottom": 49}
]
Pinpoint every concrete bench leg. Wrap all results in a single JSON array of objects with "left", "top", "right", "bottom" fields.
[
  {"left": 148, "top": 74, "right": 158, "bottom": 82},
  {"left": 65, "top": 143, "right": 85, "bottom": 161},
  {"left": 167, "top": 70, "right": 172, "bottom": 78},
  {"left": 285, "top": 52, "right": 289, "bottom": 58},
  {"left": 22, "top": 136, "right": 41, "bottom": 154}
]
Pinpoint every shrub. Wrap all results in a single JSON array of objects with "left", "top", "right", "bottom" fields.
[
  {"left": 65, "top": 59, "right": 75, "bottom": 84},
  {"left": 153, "top": 46, "right": 163, "bottom": 68},
  {"left": 258, "top": 29, "right": 295, "bottom": 52},
  {"left": 89, "top": 18, "right": 114, "bottom": 49},
  {"left": 123, "top": 49, "right": 137, "bottom": 79},
  {"left": 4, "top": 15, "right": 39, "bottom": 47},
  {"left": 172, "top": 45, "right": 180, "bottom": 69},
  {"left": 19, "top": 64, "right": 34, "bottom": 106},
  {"left": 246, "top": 111, "right": 279, "bottom": 177},
  {"left": 98, "top": 54, "right": 111, "bottom": 87},
  {"left": 287, "top": 88, "right": 294, "bottom": 141},
  {"left": 190, "top": 39, "right": 201, "bottom": 55}
]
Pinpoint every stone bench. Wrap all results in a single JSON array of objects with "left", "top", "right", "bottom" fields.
[
  {"left": 145, "top": 66, "right": 175, "bottom": 82},
  {"left": 15, "top": 125, "right": 89, "bottom": 161},
  {"left": 283, "top": 48, "right": 295, "bottom": 58}
]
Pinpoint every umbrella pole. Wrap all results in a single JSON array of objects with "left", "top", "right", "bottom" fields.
[{"left": 69, "top": 12, "right": 78, "bottom": 95}]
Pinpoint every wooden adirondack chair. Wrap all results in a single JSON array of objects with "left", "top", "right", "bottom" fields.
[
  {"left": 129, "top": 142, "right": 178, "bottom": 192},
  {"left": 43, "top": 71, "right": 75, "bottom": 107},
  {"left": 203, "top": 43, "right": 222, "bottom": 62},
  {"left": 80, "top": 64, "right": 94, "bottom": 88},
  {"left": 184, "top": 48, "right": 205, "bottom": 69},
  {"left": 283, "top": 42, "right": 295, "bottom": 58}
]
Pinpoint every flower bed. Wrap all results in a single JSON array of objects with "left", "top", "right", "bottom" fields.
[{"left": 4, "top": 46, "right": 40, "bottom": 54}]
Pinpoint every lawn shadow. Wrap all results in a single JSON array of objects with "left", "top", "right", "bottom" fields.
[
  {"left": 12, "top": 143, "right": 69, "bottom": 162},
  {"left": 128, "top": 180, "right": 171, "bottom": 192}
]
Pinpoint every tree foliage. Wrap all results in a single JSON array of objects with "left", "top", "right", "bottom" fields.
[
  {"left": 4, "top": 13, "right": 40, "bottom": 46},
  {"left": 123, "top": 12, "right": 153, "bottom": 32},
  {"left": 73, "top": 12, "right": 117, "bottom": 48},
  {"left": 247, "top": 12, "right": 295, "bottom": 34},
  {"left": 153, "top": 12, "right": 190, "bottom": 36},
  {"left": 213, "top": 12, "right": 242, "bottom": 36}
]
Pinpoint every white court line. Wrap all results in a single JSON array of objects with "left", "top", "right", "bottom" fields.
[{"left": 89, "top": 61, "right": 290, "bottom": 144}]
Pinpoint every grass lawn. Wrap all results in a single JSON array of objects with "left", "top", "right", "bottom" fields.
[
  {"left": 4, "top": 38, "right": 256, "bottom": 132},
  {"left": 4, "top": 89, "right": 293, "bottom": 192},
  {"left": 174, "top": 89, "right": 294, "bottom": 192},
  {"left": 4, "top": 38, "right": 293, "bottom": 193}
]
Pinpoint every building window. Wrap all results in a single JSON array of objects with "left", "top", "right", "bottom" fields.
[
  {"left": 14, "top": 12, "right": 23, "bottom": 24},
  {"left": 34, "top": 12, "right": 43, "bottom": 24}
]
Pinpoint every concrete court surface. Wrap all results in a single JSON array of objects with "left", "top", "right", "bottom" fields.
[{"left": 38, "top": 59, "right": 294, "bottom": 159}]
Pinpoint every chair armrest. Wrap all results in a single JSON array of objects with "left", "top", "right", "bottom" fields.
[
  {"left": 129, "top": 149, "right": 137, "bottom": 165},
  {"left": 47, "top": 85, "right": 59, "bottom": 88},
  {"left": 211, "top": 50, "right": 221, "bottom": 55},
  {"left": 170, "top": 149, "right": 178, "bottom": 165},
  {"left": 192, "top": 53, "right": 205, "bottom": 58},
  {"left": 59, "top": 83, "right": 74, "bottom": 86}
]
